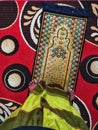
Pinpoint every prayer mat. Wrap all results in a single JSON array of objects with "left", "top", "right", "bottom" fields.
[{"left": 32, "top": 11, "right": 87, "bottom": 91}]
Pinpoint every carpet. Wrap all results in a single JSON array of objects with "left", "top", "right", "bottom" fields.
[{"left": 0, "top": 1, "right": 98, "bottom": 130}]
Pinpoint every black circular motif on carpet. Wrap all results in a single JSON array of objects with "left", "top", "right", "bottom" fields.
[
  {"left": 80, "top": 55, "right": 98, "bottom": 83},
  {"left": 0, "top": 35, "right": 19, "bottom": 55},
  {"left": 92, "top": 93, "right": 98, "bottom": 110},
  {"left": 3, "top": 64, "right": 31, "bottom": 92},
  {"left": 0, "top": 98, "right": 21, "bottom": 124},
  {"left": 20, "top": 2, "right": 42, "bottom": 50},
  {"left": 0, "top": 1, "right": 18, "bottom": 29},
  {"left": 73, "top": 96, "right": 91, "bottom": 129}
]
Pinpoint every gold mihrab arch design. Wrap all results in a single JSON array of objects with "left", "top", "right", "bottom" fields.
[{"left": 40, "top": 26, "right": 74, "bottom": 88}]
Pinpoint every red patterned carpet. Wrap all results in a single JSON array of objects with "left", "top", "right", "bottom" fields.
[{"left": 0, "top": 1, "right": 98, "bottom": 130}]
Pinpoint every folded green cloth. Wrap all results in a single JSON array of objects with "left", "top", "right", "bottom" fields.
[{"left": 0, "top": 82, "right": 88, "bottom": 130}]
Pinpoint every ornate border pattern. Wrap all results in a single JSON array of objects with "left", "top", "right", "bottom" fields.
[{"left": 33, "top": 12, "right": 87, "bottom": 91}]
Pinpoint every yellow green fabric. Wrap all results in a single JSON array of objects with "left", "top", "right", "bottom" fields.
[{"left": 0, "top": 83, "right": 88, "bottom": 130}]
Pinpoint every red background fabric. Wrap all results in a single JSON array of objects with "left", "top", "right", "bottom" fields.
[{"left": 0, "top": 1, "right": 98, "bottom": 130}]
